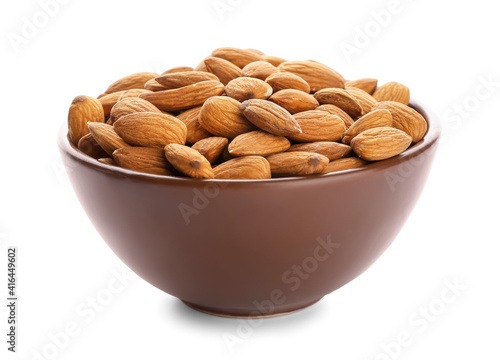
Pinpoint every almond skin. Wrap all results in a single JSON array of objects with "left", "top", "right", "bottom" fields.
[
  {"left": 278, "top": 60, "right": 345, "bottom": 92},
  {"left": 240, "top": 99, "right": 302, "bottom": 136},
  {"left": 161, "top": 66, "right": 194, "bottom": 75},
  {"left": 192, "top": 137, "right": 229, "bottom": 164},
  {"left": 177, "top": 106, "right": 213, "bottom": 144},
  {"left": 346, "top": 87, "right": 377, "bottom": 115},
  {"left": 109, "top": 97, "right": 161, "bottom": 124},
  {"left": 99, "top": 89, "right": 152, "bottom": 117},
  {"left": 213, "top": 156, "right": 271, "bottom": 179},
  {"left": 269, "top": 89, "right": 319, "bottom": 114},
  {"left": 225, "top": 77, "right": 273, "bottom": 102},
  {"left": 144, "top": 78, "right": 167, "bottom": 92},
  {"left": 228, "top": 131, "right": 291, "bottom": 157},
  {"left": 265, "top": 71, "right": 310, "bottom": 93},
  {"left": 199, "top": 96, "right": 256, "bottom": 138},
  {"left": 105, "top": 72, "right": 158, "bottom": 94},
  {"left": 373, "top": 82, "right": 410, "bottom": 105},
  {"left": 345, "top": 78, "right": 378, "bottom": 94},
  {"left": 204, "top": 57, "right": 242, "bottom": 85},
  {"left": 87, "top": 123, "right": 130, "bottom": 156},
  {"left": 112, "top": 147, "right": 175, "bottom": 176},
  {"left": 114, "top": 112, "right": 187, "bottom": 148},
  {"left": 155, "top": 71, "right": 219, "bottom": 89},
  {"left": 139, "top": 80, "right": 224, "bottom": 111},
  {"left": 241, "top": 61, "right": 278, "bottom": 80},
  {"left": 266, "top": 151, "right": 329, "bottom": 176},
  {"left": 314, "top": 88, "right": 363, "bottom": 117},
  {"left": 288, "top": 110, "right": 346, "bottom": 142},
  {"left": 342, "top": 109, "right": 393, "bottom": 145},
  {"left": 351, "top": 127, "right": 412, "bottom": 161},
  {"left": 211, "top": 47, "right": 263, "bottom": 68},
  {"left": 374, "top": 101, "right": 427, "bottom": 142},
  {"left": 77, "top": 133, "right": 108, "bottom": 159},
  {"left": 287, "top": 141, "right": 351, "bottom": 161},
  {"left": 315, "top": 104, "right": 355, "bottom": 128},
  {"left": 263, "top": 55, "right": 287, "bottom": 67},
  {"left": 322, "top": 157, "right": 368, "bottom": 174},
  {"left": 68, "top": 95, "right": 105, "bottom": 145},
  {"left": 164, "top": 144, "right": 214, "bottom": 179}
]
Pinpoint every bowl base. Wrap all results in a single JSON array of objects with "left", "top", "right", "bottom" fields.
[{"left": 181, "top": 298, "right": 322, "bottom": 319}]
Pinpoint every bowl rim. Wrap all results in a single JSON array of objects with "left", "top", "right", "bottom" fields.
[{"left": 58, "top": 98, "right": 441, "bottom": 185}]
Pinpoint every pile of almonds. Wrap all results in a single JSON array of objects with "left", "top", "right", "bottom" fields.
[{"left": 68, "top": 47, "right": 428, "bottom": 180}]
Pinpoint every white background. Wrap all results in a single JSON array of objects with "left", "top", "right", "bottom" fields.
[{"left": 1, "top": 0, "right": 499, "bottom": 359}]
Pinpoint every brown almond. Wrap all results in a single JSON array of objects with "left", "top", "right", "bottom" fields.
[
  {"left": 346, "top": 87, "right": 377, "bottom": 115},
  {"left": 164, "top": 144, "right": 214, "bottom": 179},
  {"left": 314, "top": 88, "right": 363, "bottom": 117},
  {"left": 161, "top": 66, "right": 194, "bottom": 75},
  {"left": 246, "top": 48, "right": 266, "bottom": 56},
  {"left": 315, "top": 104, "right": 355, "bottom": 128},
  {"left": 263, "top": 55, "right": 287, "bottom": 67},
  {"left": 194, "top": 58, "right": 209, "bottom": 72},
  {"left": 213, "top": 156, "right": 271, "bottom": 180},
  {"left": 265, "top": 72, "right": 310, "bottom": 93},
  {"left": 139, "top": 80, "right": 224, "bottom": 112},
  {"left": 240, "top": 99, "right": 302, "bottom": 136},
  {"left": 77, "top": 133, "right": 108, "bottom": 159},
  {"left": 177, "top": 106, "right": 213, "bottom": 144},
  {"left": 266, "top": 151, "right": 329, "bottom": 176},
  {"left": 105, "top": 72, "right": 158, "bottom": 94},
  {"left": 113, "top": 147, "right": 175, "bottom": 176},
  {"left": 88, "top": 123, "right": 130, "bottom": 156},
  {"left": 98, "top": 158, "right": 117, "bottom": 166},
  {"left": 269, "top": 89, "right": 318, "bottom": 114},
  {"left": 99, "top": 89, "right": 152, "bottom": 117},
  {"left": 342, "top": 109, "right": 393, "bottom": 145},
  {"left": 278, "top": 60, "right": 345, "bottom": 92},
  {"left": 109, "top": 97, "right": 161, "bottom": 124},
  {"left": 287, "top": 141, "right": 351, "bottom": 161},
  {"left": 204, "top": 57, "right": 242, "bottom": 85},
  {"left": 374, "top": 101, "right": 427, "bottom": 142},
  {"left": 373, "top": 82, "right": 410, "bottom": 105},
  {"left": 288, "top": 110, "right": 346, "bottom": 142},
  {"left": 228, "top": 131, "right": 291, "bottom": 157},
  {"left": 68, "top": 95, "right": 105, "bottom": 145},
  {"left": 351, "top": 127, "right": 412, "bottom": 161},
  {"left": 322, "top": 157, "right": 368, "bottom": 174},
  {"left": 114, "top": 112, "right": 187, "bottom": 148},
  {"left": 241, "top": 61, "right": 278, "bottom": 80},
  {"left": 199, "top": 96, "right": 256, "bottom": 138},
  {"left": 225, "top": 77, "right": 273, "bottom": 102},
  {"left": 144, "top": 78, "right": 167, "bottom": 91},
  {"left": 345, "top": 78, "right": 378, "bottom": 94},
  {"left": 155, "top": 71, "right": 219, "bottom": 89},
  {"left": 118, "top": 89, "right": 153, "bottom": 101},
  {"left": 191, "top": 137, "right": 229, "bottom": 164},
  {"left": 211, "top": 47, "right": 263, "bottom": 68}
]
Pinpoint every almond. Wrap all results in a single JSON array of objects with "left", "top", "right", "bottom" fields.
[
  {"left": 346, "top": 87, "right": 377, "bottom": 115},
  {"left": 263, "top": 55, "right": 287, "bottom": 67},
  {"left": 98, "top": 158, "right": 117, "bottom": 166},
  {"left": 164, "top": 144, "right": 214, "bottom": 179},
  {"left": 213, "top": 156, "right": 271, "bottom": 179},
  {"left": 374, "top": 101, "right": 427, "bottom": 142},
  {"left": 314, "top": 88, "right": 363, "bottom": 117},
  {"left": 77, "top": 133, "right": 108, "bottom": 159},
  {"left": 114, "top": 112, "right": 187, "bottom": 148},
  {"left": 345, "top": 78, "right": 378, "bottom": 94},
  {"left": 211, "top": 47, "right": 263, "bottom": 68},
  {"left": 269, "top": 89, "right": 318, "bottom": 114},
  {"left": 112, "top": 147, "right": 175, "bottom": 176},
  {"left": 322, "top": 157, "right": 368, "bottom": 174},
  {"left": 118, "top": 89, "right": 153, "bottom": 101},
  {"left": 155, "top": 71, "right": 219, "bottom": 89},
  {"left": 99, "top": 89, "right": 152, "bottom": 117},
  {"left": 246, "top": 48, "right": 266, "bottom": 56},
  {"left": 177, "top": 106, "right": 213, "bottom": 144},
  {"left": 373, "top": 82, "right": 410, "bottom": 105},
  {"left": 204, "top": 57, "right": 242, "bottom": 85},
  {"left": 241, "top": 61, "right": 278, "bottom": 80},
  {"left": 240, "top": 99, "right": 302, "bottom": 136},
  {"left": 225, "top": 77, "right": 273, "bottom": 102},
  {"left": 265, "top": 72, "right": 310, "bottom": 93},
  {"left": 288, "top": 110, "right": 346, "bottom": 142},
  {"left": 161, "top": 66, "right": 194, "bottom": 75},
  {"left": 315, "top": 104, "right": 355, "bottom": 128},
  {"left": 278, "top": 60, "right": 345, "bottom": 92},
  {"left": 194, "top": 58, "right": 209, "bottom": 72},
  {"left": 109, "top": 97, "right": 161, "bottom": 124},
  {"left": 192, "top": 137, "right": 229, "bottom": 164},
  {"left": 266, "top": 151, "right": 329, "bottom": 176},
  {"left": 68, "top": 95, "right": 105, "bottom": 145},
  {"left": 144, "top": 78, "right": 167, "bottom": 92},
  {"left": 342, "top": 109, "right": 393, "bottom": 145},
  {"left": 351, "top": 127, "right": 412, "bottom": 161},
  {"left": 105, "top": 72, "right": 158, "bottom": 94},
  {"left": 199, "top": 96, "right": 256, "bottom": 138},
  {"left": 139, "top": 80, "right": 224, "bottom": 111},
  {"left": 228, "top": 131, "right": 291, "bottom": 157},
  {"left": 287, "top": 141, "right": 351, "bottom": 161},
  {"left": 88, "top": 123, "right": 130, "bottom": 156}
]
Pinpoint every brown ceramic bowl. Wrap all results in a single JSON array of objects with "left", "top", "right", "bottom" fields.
[{"left": 58, "top": 99, "right": 440, "bottom": 318}]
